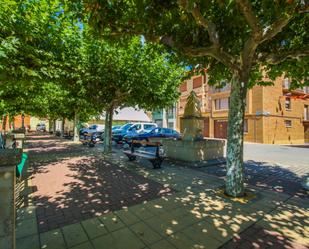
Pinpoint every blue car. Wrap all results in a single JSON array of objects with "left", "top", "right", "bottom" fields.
[
  {"left": 123, "top": 127, "right": 180, "bottom": 144},
  {"left": 112, "top": 123, "right": 133, "bottom": 142}
]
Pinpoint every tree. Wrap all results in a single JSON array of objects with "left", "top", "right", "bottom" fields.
[
  {"left": 83, "top": 0, "right": 309, "bottom": 196},
  {"left": 0, "top": 0, "right": 96, "bottom": 138},
  {"left": 83, "top": 37, "right": 185, "bottom": 152}
]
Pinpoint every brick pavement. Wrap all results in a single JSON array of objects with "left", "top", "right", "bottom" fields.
[
  {"left": 16, "top": 134, "right": 309, "bottom": 249},
  {"left": 25, "top": 135, "right": 173, "bottom": 233}
]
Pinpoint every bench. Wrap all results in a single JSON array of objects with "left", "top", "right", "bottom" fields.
[
  {"left": 123, "top": 140, "right": 164, "bottom": 169},
  {"left": 80, "top": 133, "right": 99, "bottom": 147}
]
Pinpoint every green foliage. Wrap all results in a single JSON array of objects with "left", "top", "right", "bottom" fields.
[
  {"left": 83, "top": 36, "right": 185, "bottom": 111},
  {"left": 0, "top": 0, "right": 184, "bottom": 123},
  {"left": 83, "top": 0, "right": 309, "bottom": 87}
]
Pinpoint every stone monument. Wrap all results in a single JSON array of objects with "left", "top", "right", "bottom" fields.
[{"left": 162, "top": 91, "right": 225, "bottom": 162}]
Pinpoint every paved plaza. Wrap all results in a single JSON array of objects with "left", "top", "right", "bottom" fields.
[{"left": 16, "top": 135, "right": 309, "bottom": 249}]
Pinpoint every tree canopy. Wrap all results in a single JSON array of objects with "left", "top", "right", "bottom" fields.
[
  {"left": 82, "top": 0, "right": 309, "bottom": 196},
  {"left": 83, "top": 36, "right": 185, "bottom": 151},
  {"left": 0, "top": 0, "right": 185, "bottom": 144}
]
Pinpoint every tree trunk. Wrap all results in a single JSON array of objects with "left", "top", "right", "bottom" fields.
[
  {"left": 2, "top": 115, "right": 7, "bottom": 131},
  {"left": 21, "top": 114, "right": 25, "bottom": 129},
  {"left": 9, "top": 116, "right": 14, "bottom": 131},
  {"left": 103, "top": 106, "right": 114, "bottom": 153},
  {"left": 49, "top": 119, "right": 53, "bottom": 133},
  {"left": 61, "top": 117, "right": 65, "bottom": 137},
  {"left": 225, "top": 75, "right": 247, "bottom": 197},
  {"left": 53, "top": 119, "right": 56, "bottom": 133},
  {"left": 73, "top": 112, "right": 79, "bottom": 142}
]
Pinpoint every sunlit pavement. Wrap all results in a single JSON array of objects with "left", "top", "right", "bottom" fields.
[{"left": 16, "top": 134, "right": 309, "bottom": 249}]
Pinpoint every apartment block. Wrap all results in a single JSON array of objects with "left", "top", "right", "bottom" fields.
[{"left": 177, "top": 75, "right": 309, "bottom": 144}]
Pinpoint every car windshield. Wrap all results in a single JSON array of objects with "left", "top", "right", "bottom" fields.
[
  {"left": 149, "top": 128, "right": 160, "bottom": 134},
  {"left": 89, "top": 125, "right": 97, "bottom": 129},
  {"left": 120, "top": 123, "right": 133, "bottom": 130}
]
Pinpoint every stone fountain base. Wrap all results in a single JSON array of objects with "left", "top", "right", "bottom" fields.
[{"left": 162, "top": 138, "right": 225, "bottom": 162}]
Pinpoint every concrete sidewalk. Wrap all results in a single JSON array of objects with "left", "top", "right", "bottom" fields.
[{"left": 16, "top": 135, "right": 309, "bottom": 249}]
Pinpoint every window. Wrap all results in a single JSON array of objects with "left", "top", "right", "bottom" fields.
[
  {"left": 283, "top": 78, "right": 290, "bottom": 89},
  {"left": 193, "top": 76, "right": 203, "bottom": 88},
  {"left": 244, "top": 119, "right": 248, "bottom": 133},
  {"left": 180, "top": 82, "right": 187, "bottom": 92},
  {"left": 214, "top": 98, "right": 229, "bottom": 110},
  {"left": 144, "top": 124, "right": 156, "bottom": 129},
  {"left": 151, "top": 128, "right": 160, "bottom": 134},
  {"left": 285, "top": 120, "right": 292, "bottom": 127},
  {"left": 211, "top": 82, "right": 231, "bottom": 93},
  {"left": 304, "top": 105, "right": 309, "bottom": 121},
  {"left": 285, "top": 97, "right": 291, "bottom": 110},
  {"left": 163, "top": 128, "right": 172, "bottom": 134},
  {"left": 129, "top": 124, "right": 141, "bottom": 131}
]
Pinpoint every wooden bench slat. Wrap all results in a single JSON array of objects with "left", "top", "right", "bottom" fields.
[{"left": 123, "top": 150, "right": 157, "bottom": 160}]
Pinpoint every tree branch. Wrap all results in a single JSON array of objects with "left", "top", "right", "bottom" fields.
[
  {"left": 236, "top": 0, "right": 262, "bottom": 37},
  {"left": 260, "top": 49, "right": 309, "bottom": 65},
  {"left": 178, "top": 0, "right": 238, "bottom": 72},
  {"left": 238, "top": 4, "right": 294, "bottom": 79},
  {"left": 178, "top": 0, "right": 219, "bottom": 45},
  {"left": 183, "top": 46, "right": 239, "bottom": 72},
  {"left": 261, "top": 14, "right": 293, "bottom": 42}
]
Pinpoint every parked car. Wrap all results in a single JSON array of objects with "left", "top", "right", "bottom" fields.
[
  {"left": 127, "top": 123, "right": 157, "bottom": 134},
  {"left": 100, "top": 125, "right": 123, "bottom": 140},
  {"left": 124, "top": 127, "right": 180, "bottom": 144},
  {"left": 36, "top": 123, "right": 46, "bottom": 132},
  {"left": 112, "top": 125, "right": 122, "bottom": 131},
  {"left": 79, "top": 124, "right": 104, "bottom": 136},
  {"left": 112, "top": 123, "right": 134, "bottom": 143},
  {"left": 113, "top": 122, "right": 158, "bottom": 143}
]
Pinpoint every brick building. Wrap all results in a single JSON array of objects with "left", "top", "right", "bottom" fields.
[
  {"left": 177, "top": 75, "right": 309, "bottom": 144},
  {"left": 0, "top": 115, "right": 31, "bottom": 131}
]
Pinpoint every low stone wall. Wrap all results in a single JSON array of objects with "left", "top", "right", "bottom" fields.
[
  {"left": 0, "top": 149, "right": 22, "bottom": 249},
  {"left": 162, "top": 138, "right": 225, "bottom": 162}
]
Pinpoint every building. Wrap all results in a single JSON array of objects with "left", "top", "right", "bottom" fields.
[
  {"left": 177, "top": 75, "right": 309, "bottom": 144},
  {"left": 0, "top": 115, "right": 31, "bottom": 131},
  {"left": 152, "top": 105, "right": 177, "bottom": 129}
]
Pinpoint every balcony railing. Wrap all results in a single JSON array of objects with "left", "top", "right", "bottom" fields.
[
  {"left": 282, "top": 79, "right": 308, "bottom": 93},
  {"left": 210, "top": 83, "right": 231, "bottom": 93},
  {"left": 152, "top": 111, "right": 163, "bottom": 120}
]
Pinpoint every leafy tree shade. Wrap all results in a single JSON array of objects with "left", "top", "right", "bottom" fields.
[
  {"left": 83, "top": 37, "right": 185, "bottom": 152},
  {"left": 0, "top": 0, "right": 65, "bottom": 83},
  {"left": 83, "top": 0, "right": 309, "bottom": 196},
  {"left": 0, "top": 0, "right": 97, "bottom": 137}
]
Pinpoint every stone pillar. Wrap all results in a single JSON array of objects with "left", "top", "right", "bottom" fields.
[{"left": 0, "top": 149, "right": 21, "bottom": 249}]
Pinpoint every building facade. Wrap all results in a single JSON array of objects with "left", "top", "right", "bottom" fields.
[
  {"left": 0, "top": 115, "right": 31, "bottom": 131},
  {"left": 152, "top": 104, "right": 177, "bottom": 129},
  {"left": 177, "top": 75, "right": 309, "bottom": 144}
]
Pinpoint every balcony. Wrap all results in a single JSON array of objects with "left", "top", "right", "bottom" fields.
[
  {"left": 152, "top": 111, "right": 163, "bottom": 120},
  {"left": 282, "top": 79, "right": 308, "bottom": 94},
  {"left": 209, "top": 83, "right": 231, "bottom": 94}
]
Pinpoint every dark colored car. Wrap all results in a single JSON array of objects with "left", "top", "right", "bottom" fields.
[
  {"left": 112, "top": 123, "right": 133, "bottom": 142},
  {"left": 112, "top": 125, "right": 122, "bottom": 131},
  {"left": 123, "top": 127, "right": 180, "bottom": 144},
  {"left": 36, "top": 123, "right": 46, "bottom": 132}
]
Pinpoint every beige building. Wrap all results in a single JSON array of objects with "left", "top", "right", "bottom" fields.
[{"left": 177, "top": 75, "right": 309, "bottom": 144}]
